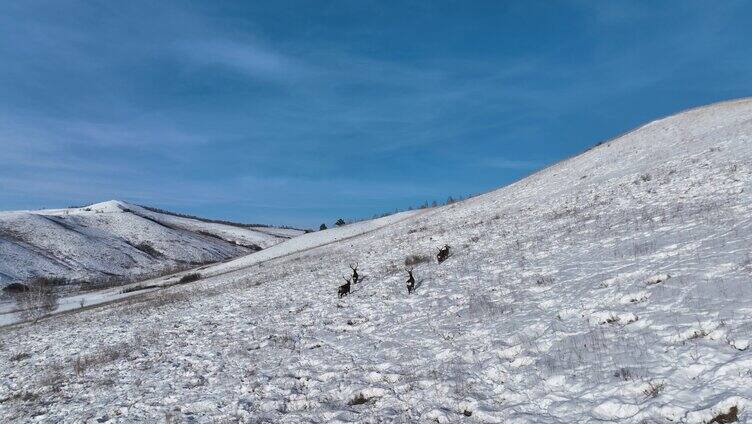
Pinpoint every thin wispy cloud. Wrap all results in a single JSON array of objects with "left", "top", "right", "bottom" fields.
[{"left": 181, "top": 39, "right": 313, "bottom": 82}]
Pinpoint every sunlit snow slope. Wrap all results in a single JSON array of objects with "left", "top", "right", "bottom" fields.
[
  {"left": 0, "top": 200, "right": 302, "bottom": 285},
  {"left": 2, "top": 99, "right": 752, "bottom": 423}
]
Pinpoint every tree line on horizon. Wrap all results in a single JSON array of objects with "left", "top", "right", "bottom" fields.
[{"left": 319, "top": 194, "right": 473, "bottom": 231}]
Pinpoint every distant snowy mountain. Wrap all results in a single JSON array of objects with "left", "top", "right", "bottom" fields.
[
  {"left": 3, "top": 99, "right": 752, "bottom": 422},
  {"left": 0, "top": 200, "right": 303, "bottom": 286}
]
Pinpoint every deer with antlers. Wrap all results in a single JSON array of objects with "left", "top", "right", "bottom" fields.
[
  {"left": 349, "top": 263, "right": 359, "bottom": 284},
  {"left": 436, "top": 244, "right": 451, "bottom": 264},
  {"left": 338, "top": 277, "right": 351, "bottom": 298},
  {"left": 406, "top": 268, "right": 415, "bottom": 294}
]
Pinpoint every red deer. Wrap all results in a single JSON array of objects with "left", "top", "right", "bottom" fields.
[
  {"left": 349, "top": 263, "right": 359, "bottom": 284},
  {"left": 406, "top": 269, "right": 415, "bottom": 294},
  {"left": 338, "top": 277, "right": 351, "bottom": 298},
  {"left": 437, "top": 244, "right": 450, "bottom": 263}
]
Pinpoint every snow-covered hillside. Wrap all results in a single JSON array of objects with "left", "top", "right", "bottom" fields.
[
  {"left": 2, "top": 98, "right": 752, "bottom": 423},
  {"left": 0, "top": 209, "right": 423, "bottom": 326},
  {"left": 0, "top": 200, "right": 302, "bottom": 286}
]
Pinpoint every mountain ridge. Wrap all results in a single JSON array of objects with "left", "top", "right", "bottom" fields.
[{"left": 0, "top": 200, "right": 303, "bottom": 286}]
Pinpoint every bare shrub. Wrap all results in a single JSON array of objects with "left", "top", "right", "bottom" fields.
[
  {"left": 164, "top": 410, "right": 179, "bottom": 424},
  {"left": 268, "top": 333, "right": 300, "bottom": 350},
  {"left": 38, "top": 365, "right": 65, "bottom": 390},
  {"left": 2, "top": 283, "right": 30, "bottom": 294},
  {"left": 534, "top": 274, "right": 555, "bottom": 285},
  {"left": 14, "top": 278, "right": 60, "bottom": 322},
  {"left": 405, "top": 254, "right": 431, "bottom": 266},
  {"left": 0, "top": 390, "right": 39, "bottom": 404},
  {"left": 550, "top": 205, "right": 580, "bottom": 220},
  {"left": 465, "top": 294, "right": 511, "bottom": 318},
  {"left": 384, "top": 261, "right": 400, "bottom": 275},
  {"left": 613, "top": 367, "right": 634, "bottom": 381},
  {"left": 634, "top": 173, "right": 652, "bottom": 184},
  {"left": 27, "top": 333, "right": 159, "bottom": 391},
  {"left": 179, "top": 273, "right": 201, "bottom": 284},
  {"left": 117, "top": 289, "right": 193, "bottom": 317},
  {"left": 10, "top": 352, "right": 31, "bottom": 362},
  {"left": 134, "top": 242, "right": 162, "bottom": 258},
  {"left": 78, "top": 275, "right": 135, "bottom": 291},
  {"left": 643, "top": 380, "right": 665, "bottom": 398},
  {"left": 77, "top": 264, "right": 208, "bottom": 293},
  {"left": 408, "top": 226, "right": 428, "bottom": 234},
  {"left": 348, "top": 393, "right": 369, "bottom": 406},
  {"left": 687, "top": 329, "right": 709, "bottom": 340},
  {"left": 120, "top": 284, "right": 157, "bottom": 294},
  {"left": 708, "top": 406, "right": 738, "bottom": 423},
  {"left": 72, "top": 339, "right": 143, "bottom": 377},
  {"left": 32, "top": 276, "right": 67, "bottom": 286},
  {"left": 540, "top": 329, "right": 651, "bottom": 383},
  {"left": 739, "top": 253, "right": 752, "bottom": 273}
]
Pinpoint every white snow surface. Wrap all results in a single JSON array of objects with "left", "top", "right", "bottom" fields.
[
  {"left": 0, "top": 200, "right": 302, "bottom": 285},
  {"left": 3, "top": 98, "right": 752, "bottom": 422},
  {"left": 0, "top": 209, "right": 422, "bottom": 326}
]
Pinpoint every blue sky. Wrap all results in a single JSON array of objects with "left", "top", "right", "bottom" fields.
[{"left": 1, "top": 1, "right": 751, "bottom": 227}]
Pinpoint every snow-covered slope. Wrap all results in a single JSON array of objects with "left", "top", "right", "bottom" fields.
[
  {"left": 0, "top": 200, "right": 303, "bottom": 286},
  {"left": 0, "top": 209, "right": 424, "bottom": 326},
  {"left": 2, "top": 99, "right": 752, "bottom": 423}
]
